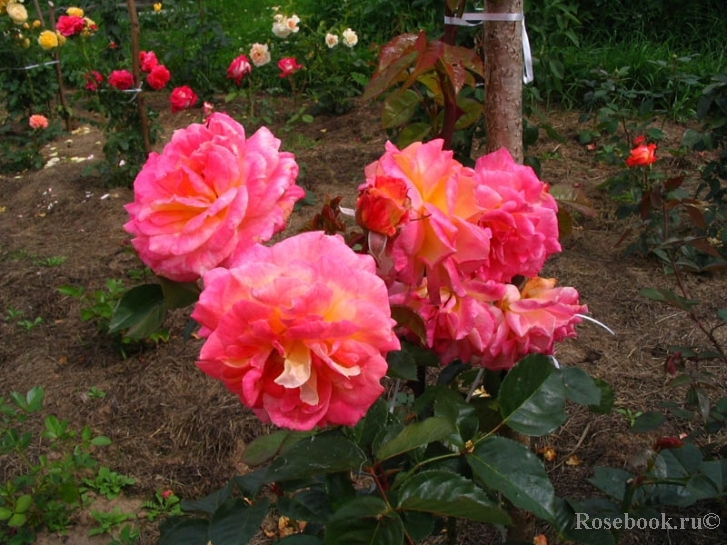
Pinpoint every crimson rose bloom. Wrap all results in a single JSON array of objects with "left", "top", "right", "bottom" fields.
[
  {"left": 169, "top": 85, "right": 198, "bottom": 113},
  {"left": 108, "top": 70, "right": 135, "bottom": 91},
  {"left": 56, "top": 15, "right": 85, "bottom": 37},
  {"left": 83, "top": 70, "right": 103, "bottom": 91},
  {"left": 146, "top": 64, "right": 170, "bottom": 90},
  {"left": 356, "top": 175, "right": 411, "bottom": 236},
  {"left": 227, "top": 55, "right": 252, "bottom": 86},
  {"left": 139, "top": 51, "right": 159, "bottom": 73},
  {"left": 278, "top": 57, "right": 302, "bottom": 78},
  {"left": 625, "top": 143, "right": 657, "bottom": 167}
]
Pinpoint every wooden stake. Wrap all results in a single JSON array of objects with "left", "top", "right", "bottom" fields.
[{"left": 126, "top": 0, "right": 151, "bottom": 154}]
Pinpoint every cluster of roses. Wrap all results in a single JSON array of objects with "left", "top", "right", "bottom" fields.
[
  {"left": 123, "top": 113, "right": 586, "bottom": 431},
  {"left": 356, "top": 140, "right": 586, "bottom": 370}
]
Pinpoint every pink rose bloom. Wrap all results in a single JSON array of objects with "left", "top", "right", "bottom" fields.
[
  {"left": 227, "top": 54, "right": 252, "bottom": 86},
  {"left": 278, "top": 57, "right": 302, "bottom": 77},
  {"left": 390, "top": 277, "right": 505, "bottom": 366},
  {"left": 356, "top": 175, "right": 411, "bottom": 237},
  {"left": 29, "top": 114, "right": 49, "bottom": 130},
  {"left": 146, "top": 64, "right": 170, "bottom": 90},
  {"left": 124, "top": 112, "right": 303, "bottom": 282},
  {"left": 192, "top": 232, "right": 400, "bottom": 430},
  {"left": 108, "top": 69, "right": 135, "bottom": 91},
  {"left": 139, "top": 51, "right": 159, "bottom": 73},
  {"left": 83, "top": 70, "right": 103, "bottom": 91},
  {"left": 56, "top": 15, "right": 85, "bottom": 37},
  {"left": 363, "top": 139, "right": 491, "bottom": 300},
  {"left": 485, "top": 277, "right": 586, "bottom": 370},
  {"left": 473, "top": 148, "right": 561, "bottom": 283},
  {"left": 169, "top": 85, "right": 198, "bottom": 113}
]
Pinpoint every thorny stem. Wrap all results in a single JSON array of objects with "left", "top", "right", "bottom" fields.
[
  {"left": 365, "top": 465, "right": 415, "bottom": 545},
  {"left": 659, "top": 179, "right": 727, "bottom": 364}
]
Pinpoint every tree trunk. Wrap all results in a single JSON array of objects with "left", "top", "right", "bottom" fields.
[
  {"left": 484, "top": 0, "right": 523, "bottom": 162},
  {"left": 126, "top": 0, "right": 151, "bottom": 155}
]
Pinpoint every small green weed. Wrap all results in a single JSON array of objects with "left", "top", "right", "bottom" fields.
[
  {"left": 32, "top": 255, "right": 66, "bottom": 268},
  {"left": 86, "top": 387, "right": 107, "bottom": 400},
  {"left": 88, "top": 508, "right": 135, "bottom": 537},
  {"left": 16, "top": 317, "right": 43, "bottom": 331},
  {"left": 83, "top": 467, "right": 136, "bottom": 501},
  {"left": 142, "top": 489, "right": 183, "bottom": 522}
]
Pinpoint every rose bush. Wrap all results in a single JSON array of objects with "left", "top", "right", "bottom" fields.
[{"left": 123, "top": 112, "right": 303, "bottom": 282}]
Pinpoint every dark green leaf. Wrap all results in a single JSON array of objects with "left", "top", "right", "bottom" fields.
[
  {"left": 266, "top": 436, "right": 366, "bottom": 482},
  {"left": 562, "top": 367, "right": 601, "bottom": 406},
  {"left": 157, "top": 517, "right": 209, "bottom": 545},
  {"left": 589, "top": 378, "right": 614, "bottom": 414},
  {"left": 639, "top": 287, "right": 700, "bottom": 311},
  {"left": 630, "top": 411, "right": 666, "bottom": 433},
  {"left": 158, "top": 276, "right": 200, "bottom": 310},
  {"left": 588, "top": 467, "right": 633, "bottom": 501},
  {"left": 376, "top": 417, "right": 456, "bottom": 461},
  {"left": 382, "top": 89, "right": 419, "bottom": 129},
  {"left": 397, "top": 470, "right": 510, "bottom": 524},
  {"left": 181, "top": 481, "right": 234, "bottom": 515},
  {"left": 467, "top": 436, "right": 556, "bottom": 522},
  {"left": 324, "top": 496, "right": 404, "bottom": 545},
  {"left": 498, "top": 355, "right": 566, "bottom": 436},
  {"left": 401, "top": 511, "right": 435, "bottom": 541},
  {"left": 208, "top": 498, "right": 269, "bottom": 545},
  {"left": 241, "top": 430, "right": 313, "bottom": 467},
  {"left": 386, "top": 349, "right": 418, "bottom": 381},
  {"left": 278, "top": 488, "right": 331, "bottom": 524},
  {"left": 109, "top": 284, "right": 166, "bottom": 339},
  {"left": 355, "top": 398, "right": 388, "bottom": 449}
]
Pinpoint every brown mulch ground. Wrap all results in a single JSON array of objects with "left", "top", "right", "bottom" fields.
[{"left": 2, "top": 95, "right": 727, "bottom": 544}]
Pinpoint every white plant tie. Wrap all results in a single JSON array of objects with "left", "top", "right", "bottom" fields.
[
  {"left": 22, "top": 60, "right": 60, "bottom": 70},
  {"left": 576, "top": 313, "right": 616, "bottom": 336},
  {"left": 444, "top": 12, "right": 533, "bottom": 84}
]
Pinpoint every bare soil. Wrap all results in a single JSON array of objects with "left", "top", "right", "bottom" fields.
[{"left": 2, "top": 95, "right": 727, "bottom": 544}]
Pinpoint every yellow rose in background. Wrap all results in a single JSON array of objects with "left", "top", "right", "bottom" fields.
[
  {"left": 38, "top": 30, "right": 59, "bottom": 50},
  {"left": 6, "top": 2, "right": 28, "bottom": 24},
  {"left": 55, "top": 31, "right": 66, "bottom": 46},
  {"left": 22, "top": 37, "right": 30, "bottom": 48},
  {"left": 66, "top": 7, "right": 84, "bottom": 17},
  {"left": 22, "top": 21, "right": 29, "bottom": 29},
  {"left": 32, "top": 19, "right": 41, "bottom": 28},
  {"left": 153, "top": 3, "right": 162, "bottom": 12}
]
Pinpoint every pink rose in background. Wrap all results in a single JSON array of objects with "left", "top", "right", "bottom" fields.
[
  {"left": 227, "top": 54, "right": 252, "bottom": 86},
  {"left": 169, "top": 85, "right": 198, "bottom": 113},
  {"left": 473, "top": 148, "right": 561, "bottom": 283},
  {"left": 108, "top": 69, "right": 134, "bottom": 91},
  {"left": 485, "top": 277, "right": 586, "bottom": 370},
  {"left": 124, "top": 112, "right": 303, "bottom": 282},
  {"left": 146, "top": 64, "right": 170, "bottom": 90},
  {"left": 83, "top": 70, "right": 103, "bottom": 91},
  {"left": 278, "top": 57, "right": 302, "bottom": 78},
  {"left": 363, "top": 139, "right": 491, "bottom": 300},
  {"left": 192, "top": 232, "right": 400, "bottom": 430},
  {"left": 29, "top": 114, "right": 49, "bottom": 130},
  {"left": 202, "top": 101, "right": 214, "bottom": 117},
  {"left": 139, "top": 50, "right": 159, "bottom": 73},
  {"left": 56, "top": 15, "right": 85, "bottom": 37}
]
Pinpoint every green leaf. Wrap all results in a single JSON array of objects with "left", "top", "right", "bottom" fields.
[
  {"left": 0, "top": 507, "right": 12, "bottom": 520},
  {"left": 386, "top": 349, "right": 418, "bottom": 381},
  {"left": 8, "top": 513, "right": 26, "bottom": 528},
  {"left": 640, "top": 287, "right": 700, "bottom": 312},
  {"left": 14, "top": 494, "right": 32, "bottom": 514},
  {"left": 376, "top": 417, "right": 456, "bottom": 461},
  {"left": 466, "top": 436, "right": 556, "bottom": 522},
  {"left": 588, "top": 378, "right": 614, "bottom": 414},
  {"left": 25, "top": 386, "right": 44, "bottom": 412},
  {"left": 158, "top": 277, "right": 200, "bottom": 310},
  {"left": 630, "top": 411, "right": 666, "bottom": 432},
  {"left": 278, "top": 536, "right": 324, "bottom": 544},
  {"left": 277, "top": 488, "right": 331, "bottom": 524},
  {"left": 208, "top": 498, "right": 269, "bottom": 545},
  {"left": 324, "top": 496, "right": 404, "bottom": 545},
  {"left": 401, "top": 511, "right": 434, "bottom": 541},
  {"left": 157, "top": 517, "right": 209, "bottom": 545},
  {"left": 241, "top": 430, "right": 313, "bottom": 467},
  {"left": 718, "top": 309, "right": 727, "bottom": 324},
  {"left": 588, "top": 467, "right": 633, "bottom": 501},
  {"left": 498, "top": 355, "right": 566, "bottom": 436},
  {"left": 91, "top": 435, "right": 112, "bottom": 446},
  {"left": 355, "top": 398, "right": 388, "bottom": 449},
  {"left": 181, "top": 481, "right": 234, "bottom": 515},
  {"left": 109, "top": 283, "right": 166, "bottom": 339},
  {"left": 562, "top": 367, "right": 601, "bottom": 406},
  {"left": 397, "top": 470, "right": 510, "bottom": 524},
  {"left": 382, "top": 89, "right": 419, "bottom": 129},
  {"left": 266, "top": 436, "right": 367, "bottom": 482}
]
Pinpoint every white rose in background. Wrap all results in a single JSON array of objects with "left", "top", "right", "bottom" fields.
[
  {"left": 249, "top": 42, "right": 271, "bottom": 67},
  {"left": 342, "top": 28, "right": 358, "bottom": 48},
  {"left": 325, "top": 32, "right": 339, "bottom": 48}
]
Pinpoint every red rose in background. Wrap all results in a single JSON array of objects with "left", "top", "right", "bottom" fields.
[
  {"left": 56, "top": 15, "right": 85, "bottom": 37},
  {"left": 83, "top": 70, "right": 103, "bottom": 91},
  {"left": 146, "top": 64, "right": 170, "bottom": 90},
  {"left": 108, "top": 69, "right": 135, "bottom": 91},
  {"left": 169, "top": 85, "right": 198, "bottom": 113},
  {"left": 277, "top": 57, "right": 302, "bottom": 78},
  {"left": 139, "top": 51, "right": 159, "bottom": 73},
  {"left": 226, "top": 55, "right": 252, "bottom": 86},
  {"left": 625, "top": 143, "right": 657, "bottom": 167}
]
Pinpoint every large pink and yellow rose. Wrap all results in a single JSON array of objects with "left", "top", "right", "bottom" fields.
[
  {"left": 192, "top": 232, "right": 400, "bottom": 430},
  {"left": 362, "top": 139, "right": 491, "bottom": 299},
  {"left": 473, "top": 148, "right": 560, "bottom": 283},
  {"left": 124, "top": 112, "right": 303, "bottom": 282}
]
